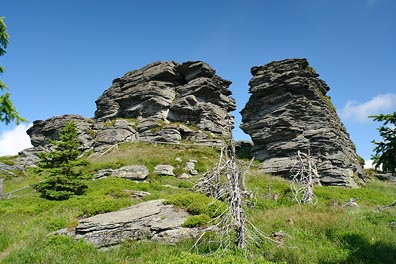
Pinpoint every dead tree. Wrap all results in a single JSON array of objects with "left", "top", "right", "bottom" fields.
[
  {"left": 193, "top": 139, "right": 278, "bottom": 255},
  {"left": 290, "top": 150, "right": 320, "bottom": 205}
]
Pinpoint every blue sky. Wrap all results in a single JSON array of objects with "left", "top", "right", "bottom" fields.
[{"left": 0, "top": 0, "right": 395, "bottom": 163}]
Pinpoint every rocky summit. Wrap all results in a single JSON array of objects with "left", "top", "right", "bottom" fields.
[
  {"left": 24, "top": 61, "right": 236, "bottom": 155},
  {"left": 240, "top": 58, "right": 364, "bottom": 187},
  {"left": 95, "top": 60, "right": 236, "bottom": 141}
]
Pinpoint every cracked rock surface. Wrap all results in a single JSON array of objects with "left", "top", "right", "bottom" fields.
[
  {"left": 58, "top": 199, "right": 199, "bottom": 248},
  {"left": 240, "top": 58, "right": 364, "bottom": 187}
]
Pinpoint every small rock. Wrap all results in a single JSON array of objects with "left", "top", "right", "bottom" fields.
[
  {"left": 124, "top": 190, "right": 151, "bottom": 198},
  {"left": 178, "top": 173, "right": 190, "bottom": 179},
  {"left": 154, "top": 165, "right": 175, "bottom": 176},
  {"left": 175, "top": 157, "right": 182, "bottom": 162},
  {"left": 151, "top": 227, "right": 199, "bottom": 244},
  {"left": 185, "top": 160, "right": 198, "bottom": 175},
  {"left": 95, "top": 165, "right": 149, "bottom": 180}
]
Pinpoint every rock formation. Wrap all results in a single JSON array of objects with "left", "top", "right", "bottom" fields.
[
  {"left": 240, "top": 58, "right": 364, "bottom": 187},
  {"left": 23, "top": 61, "right": 235, "bottom": 155},
  {"left": 95, "top": 60, "right": 236, "bottom": 142},
  {"left": 56, "top": 199, "right": 201, "bottom": 248},
  {"left": 26, "top": 114, "right": 138, "bottom": 153}
]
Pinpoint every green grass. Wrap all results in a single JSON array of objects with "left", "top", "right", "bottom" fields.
[
  {"left": 0, "top": 155, "right": 17, "bottom": 166},
  {"left": 1, "top": 143, "right": 396, "bottom": 263},
  {"left": 86, "top": 142, "right": 218, "bottom": 176}
]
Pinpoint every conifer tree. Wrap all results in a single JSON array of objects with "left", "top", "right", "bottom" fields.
[
  {"left": 34, "top": 122, "right": 88, "bottom": 200},
  {"left": 0, "top": 17, "right": 26, "bottom": 124},
  {"left": 370, "top": 112, "right": 396, "bottom": 175}
]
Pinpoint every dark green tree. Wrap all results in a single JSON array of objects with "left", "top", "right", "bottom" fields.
[
  {"left": 0, "top": 17, "right": 27, "bottom": 124},
  {"left": 34, "top": 122, "right": 88, "bottom": 200},
  {"left": 370, "top": 112, "right": 396, "bottom": 175}
]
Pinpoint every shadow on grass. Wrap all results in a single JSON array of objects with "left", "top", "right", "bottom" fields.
[{"left": 327, "top": 234, "right": 396, "bottom": 264}]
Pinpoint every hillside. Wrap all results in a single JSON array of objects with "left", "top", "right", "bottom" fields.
[{"left": 0, "top": 142, "right": 395, "bottom": 264}]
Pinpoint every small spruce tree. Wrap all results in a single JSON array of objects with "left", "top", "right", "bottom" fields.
[
  {"left": 34, "top": 122, "right": 88, "bottom": 200},
  {"left": 370, "top": 112, "right": 396, "bottom": 175}
]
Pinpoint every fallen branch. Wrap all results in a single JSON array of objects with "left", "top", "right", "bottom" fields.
[{"left": 376, "top": 200, "right": 396, "bottom": 211}]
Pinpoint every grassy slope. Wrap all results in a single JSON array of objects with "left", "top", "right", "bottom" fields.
[{"left": 0, "top": 142, "right": 395, "bottom": 263}]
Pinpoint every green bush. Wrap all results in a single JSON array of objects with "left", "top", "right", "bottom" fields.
[
  {"left": 182, "top": 214, "right": 211, "bottom": 227},
  {"left": 164, "top": 192, "right": 226, "bottom": 217},
  {"left": 178, "top": 181, "right": 193, "bottom": 189}
]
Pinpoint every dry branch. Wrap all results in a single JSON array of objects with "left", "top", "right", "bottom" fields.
[
  {"left": 290, "top": 150, "right": 320, "bottom": 205},
  {"left": 192, "top": 138, "right": 274, "bottom": 255},
  {"left": 376, "top": 200, "right": 396, "bottom": 211}
]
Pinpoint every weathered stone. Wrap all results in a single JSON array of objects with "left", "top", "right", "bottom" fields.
[
  {"left": 376, "top": 173, "right": 396, "bottom": 182},
  {"left": 27, "top": 115, "right": 95, "bottom": 151},
  {"left": 95, "top": 61, "right": 235, "bottom": 139},
  {"left": 184, "top": 160, "right": 198, "bottom": 175},
  {"left": 234, "top": 140, "right": 254, "bottom": 159},
  {"left": 177, "top": 173, "right": 190, "bottom": 179},
  {"left": 95, "top": 165, "right": 149, "bottom": 180},
  {"left": 151, "top": 227, "right": 199, "bottom": 244},
  {"left": 11, "top": 60, "right": 235, "bottom": 172},
  {"left": 240, "top": 58, "right": 364, "bottom": 187},
  {"left": 154, "top": 165, "right": 175, "bottom": 176},
  {"left": 93, "top": 120, "right": 137, "bottom": 151},
  {"left": 58, "top": 199, "right": 198, "bottom": 248}
]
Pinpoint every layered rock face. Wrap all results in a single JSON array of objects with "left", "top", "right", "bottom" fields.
[
  {"left": 240, "top": 58, "right": 364, "bottom": 187},
  {"left": 26, "top": 115, "right": 138, "bottom": 153},
  {"left": 23, "top": 61, "right": 235, "bottom": 156},
  {"left": 95, "top": 61, "right": 235, "bottom": 142}
]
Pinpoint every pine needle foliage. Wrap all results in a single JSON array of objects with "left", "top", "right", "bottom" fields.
[
  {"left": 34, "top": 122, "right": 88, "bottom": 200},
  {"left": 0, "top": 17, "right": 27, "bottom": 125},
  {"left": 370, "top": 112, "right": 396, "bottom": 175}
]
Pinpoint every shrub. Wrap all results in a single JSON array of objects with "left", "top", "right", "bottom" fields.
[
  {"left": 164, "top": 192, "right": 226, "bottom": 217},
  {"left": 182, "top": 214, "right": 211, "bottom": 227}
]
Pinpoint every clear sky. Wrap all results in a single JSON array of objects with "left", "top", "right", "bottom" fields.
[{"left": 0, "top": 0, "right": 395, "bottom": 163}]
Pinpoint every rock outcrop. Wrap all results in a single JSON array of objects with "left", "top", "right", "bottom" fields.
[
  {"left": 95, "top": 61, "right": 236, "bottom": 142},
  {"left": 57, "top": 199, "right": 200, "bottom": 248},
  {"left": 26, "top": 115, "right": 138, "bottom": 153},
  {"left": 240, "top": 58, "right": 364, "bottom": 187},
  {"left": 21, "top": 61, "right": 235, "bottom": 163}
]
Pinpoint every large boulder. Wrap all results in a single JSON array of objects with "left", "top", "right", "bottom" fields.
[
  {"left": 56, "top": 199, "right": 200, "bottom": 248},
  {"left": 240, "top": 58, "right": 364, "bottom": 187}
]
